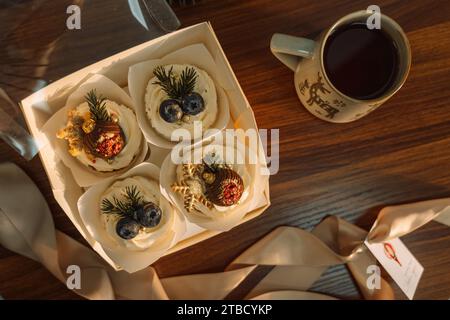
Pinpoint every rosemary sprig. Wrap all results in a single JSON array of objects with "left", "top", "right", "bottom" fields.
[
  {"left": 179, "top": 67, "right": 197, "bottom": 96},
  {"left": 85, "top": 89, "right": 111, "bottom": 122},
  {"left": 101, "top": 185, "right": 144, "bottom": 218},
  {"left": 152, "top": 65, "right": 198, "bottom": 99},
  {"left": 153, "top": 66, "right": 176, "bottom": 98}
]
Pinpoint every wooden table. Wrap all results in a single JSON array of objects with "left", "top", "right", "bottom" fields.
[{"left": 0, "top": 0, "right": 449, "bottom": 299}]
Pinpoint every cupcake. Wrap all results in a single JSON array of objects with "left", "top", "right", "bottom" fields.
[
  {"left": 57, "top": 89, "right": 143, "bottom": 172},
  {"left": 42, "top": 74, "right": 148, "bottom": 187},
  {"left": 160, "top": 142, "right": 257, "bottom": 231},
  {"left": 145, "top": 64, "right": 218, "bottom": 141},
  {"left": 128, "top": 44, "right": 230, "bottom": 149},
  {"left": 78, "top": 162, "right": 185, "bottom": 272},
  {"left": 100, "top": 176, "right": 170, "bottom": 251}
]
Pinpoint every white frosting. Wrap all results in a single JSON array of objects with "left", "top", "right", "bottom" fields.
[
  {"left": 100, "top": 176, "right": 169, "bottom": 251},
  {"left": 175, "top": 157, "right": 250, "bottom": 219},
  {"left": 145, "top": 64, "right": 218, "bottom": 140},
  {"left": 73, "top": 100, "right": 142, "bottom": 172}
]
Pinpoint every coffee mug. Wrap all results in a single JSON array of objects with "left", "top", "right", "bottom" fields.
[{"left": 270, "top": 10, "right": 411, "bottom": 123}]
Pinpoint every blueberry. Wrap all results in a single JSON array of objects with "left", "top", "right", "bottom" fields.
[
  {"left": 159, "top": 99, "right": 183, "bottom": 123},
  {"left": 181, "top": 92, "right": 205, "bottom": 115},
  {"left": 136, "top": 202, "right": 162, "bottom": 228},
  {"left": 116, "top": 217, "right": 140, "bottom": 240}
]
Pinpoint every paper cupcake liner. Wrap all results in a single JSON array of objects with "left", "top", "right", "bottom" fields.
[
  {"left": 41, "top": 74, "right": 148, "bottom": 187},
  {"left": 128, "top": 43, "right": 230, "bottom": 149},
  {"left": 77, "top": 162, "right": 186, "bottom": 273}
]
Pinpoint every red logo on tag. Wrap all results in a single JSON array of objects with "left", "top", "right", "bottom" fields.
[{"left": 383, "top": 242, "right": 402, "bottom": 266}]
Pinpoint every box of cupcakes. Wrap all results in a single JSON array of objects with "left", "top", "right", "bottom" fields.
[{"left": 20, "top": 22, "right": 270, "bottom": 273}]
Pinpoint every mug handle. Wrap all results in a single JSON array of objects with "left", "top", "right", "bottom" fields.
[{"left": 270, "top": 33, "right": 316, "bottom": 71}]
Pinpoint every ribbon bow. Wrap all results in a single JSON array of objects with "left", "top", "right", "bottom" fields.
[{"left": 0, "top": 162, "right": 448, "bottom": 299}]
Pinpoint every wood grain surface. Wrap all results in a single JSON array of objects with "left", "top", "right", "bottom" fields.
[{"left": 0, "top": 0, "right": 449, "bottom": 299}]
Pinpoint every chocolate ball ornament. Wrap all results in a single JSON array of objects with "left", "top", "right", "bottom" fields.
[
  {"left": 83, "top": 120, "right": 125, "bottom": 159},
  {"left": 203, "top": 167, "right": 244, "bottom": 207}
]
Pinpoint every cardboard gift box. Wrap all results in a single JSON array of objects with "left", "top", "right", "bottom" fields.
[{"left": 20, "top": 22, "right": 271, "bottom": 271}]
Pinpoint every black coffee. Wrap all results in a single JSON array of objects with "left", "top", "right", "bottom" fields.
[{"left": 324, "top": 22, "right": 399, "bottom": 100}]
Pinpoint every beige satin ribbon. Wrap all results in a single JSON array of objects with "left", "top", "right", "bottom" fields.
[{"left": 0, "top": 162, "right": 448, "bottom": 300}]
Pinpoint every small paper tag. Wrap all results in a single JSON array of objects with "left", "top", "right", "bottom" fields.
[{"left": 364, "top": 238, "right": 424, "bottom": 300}]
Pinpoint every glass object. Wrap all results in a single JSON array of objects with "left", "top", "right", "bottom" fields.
[{"left": 0, "top": 0, "right": 180, "bottom": 159}]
